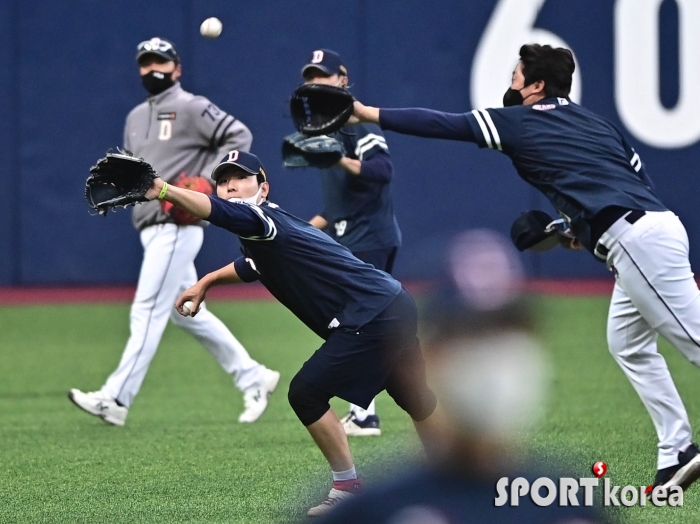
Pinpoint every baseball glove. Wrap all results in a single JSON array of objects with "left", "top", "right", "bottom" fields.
[
  {"left": 510, "top": 210, "right": 574, "bottom": 252},
  {"left": 161, "top": 173, "right": 213, "bottom": 225},
  {"left": 85, "top": 150, "right": 158, "bottom": 216},
  {"left": 289, "top": 83, "right": 355, "bottom": 136},
  {"left": 282, "top": 132, "right": 346, "bottom": 169}
]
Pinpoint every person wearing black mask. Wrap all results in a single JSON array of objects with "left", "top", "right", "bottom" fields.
[{"left": 68, "top": 37, "right": 280, "bottom": 428}]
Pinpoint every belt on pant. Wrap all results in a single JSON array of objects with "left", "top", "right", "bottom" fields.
[{"left": 594, "top": 210, "right": 646, "bottom": 261}]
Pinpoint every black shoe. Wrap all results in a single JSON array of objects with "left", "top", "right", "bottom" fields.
[
  {"left": 652, "top": 443, "right": 700, "bottom": 491},
  {"left": 341, "top": 412, "right": 381, "bottom": 437}
]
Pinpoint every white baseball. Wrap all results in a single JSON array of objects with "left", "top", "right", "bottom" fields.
[
  {"left": 182, "top": 300, "right": 196, "bottom": 315},
  {"left": 200, "top": 17, "right": 223, "bottom": 39}
]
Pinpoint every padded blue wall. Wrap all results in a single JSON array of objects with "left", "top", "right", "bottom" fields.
[{"left": 0, "top": 0, "right": 697, "bottom": 284}]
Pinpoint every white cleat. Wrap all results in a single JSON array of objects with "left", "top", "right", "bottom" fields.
[
  {"left": 307, "top": 488, "right": 356, "bottom": 517},
  {"left": 68, "top": 389, "right": 128, "bottom": 426},
  {"left": 238, "top": 369, "right": 280, "bottom": 423}
]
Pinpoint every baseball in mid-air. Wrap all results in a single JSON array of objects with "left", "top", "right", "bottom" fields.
[
  {"left": 182, "top": 300, "right": 196, "bottom": 315},
  {"left": 200, "top": 17, "right": 223, "bottom": 39}
]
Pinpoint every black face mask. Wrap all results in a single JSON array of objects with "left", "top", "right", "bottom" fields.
[
  {"left": 141, "top": 70, "right": 175, "bottom": 96},
  {"left": 502, "top": 87, "right": 525, "bottom": 107}
]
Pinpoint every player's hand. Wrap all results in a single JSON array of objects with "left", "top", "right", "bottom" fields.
[
  {"left": 175, "top": 283, "right": 207, "bottom": 317},
  {"left": 559, "top": 234, "right": 584, "bottom": 250},
  {"left": 145, "top": 178, "right": 165, "bottom": 201}
]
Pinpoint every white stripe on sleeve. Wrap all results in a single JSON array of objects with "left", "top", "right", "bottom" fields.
[
  {"left": 479, "top": 110, "right": 503, "bottom": 151},
  {"left": 470, "top": 110, "right": 494, "bottom": 149}
]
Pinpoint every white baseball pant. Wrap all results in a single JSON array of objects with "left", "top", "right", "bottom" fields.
[
  {"left": 603, "top": 211, "right": 700, "bottom": 469},
  {"left": 102, "top": 223, "right": 265, "bottom": 407}
]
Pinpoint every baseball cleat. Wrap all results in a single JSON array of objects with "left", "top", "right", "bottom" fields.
[
  {"left": 238, "top": 368, "right": 280, "bottom": 423},
  {"left": 651, "top": 443, "right": 700, "bottom": 492},
  {"left": 68, "top": 389, "right": 128, "bottom": 426},
  {"left": 307, "top": 480, "right": 362, "bottom": 517},
  {"left": 342, "top": 411, "right": 381, "bottom": 437}
]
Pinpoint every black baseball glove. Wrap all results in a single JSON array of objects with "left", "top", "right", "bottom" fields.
[
  {"left": 510, "top": 210, "right": 575, "bottom": 252},
  {"left": 289, "top": 83, "right": 355, "bottom": 136},
  {"left": 85, "top": 150, "right": 158, "bottom": 216},
  {"left": 282, "top": 132, "right": 346, "bottom": 169}
]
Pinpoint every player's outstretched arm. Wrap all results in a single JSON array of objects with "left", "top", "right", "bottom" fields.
[
  {"left": 174, "top": 263, "right": 242, "bottom": 317},
  {"left": 146, "top": 178, "right": 213, "bottom": 219}
]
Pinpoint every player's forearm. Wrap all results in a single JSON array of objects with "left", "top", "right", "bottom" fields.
[
  {"left": 310, "top": 215, "right": 328, "bottom": 229},
  {"left": 337, "top": 157, "right": 362, "bottom": 176},
  {"left": 153, "top": 179, "right": 212, "bottom": 219},
  {"left": 354, "top": 102, "right": 380, "bottom": 124},
  {"left": 202, "top": 263, "right": 242, "bottom": 287},
  {"left": 379, "top": 108, "right": 477, "bottom": 142}
]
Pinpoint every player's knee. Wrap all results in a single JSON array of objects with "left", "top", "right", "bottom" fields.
[
  {"left": 287, "top": 374, "right": 331, "bottom": 426},
  {"left": 388, "top": 383, "right": 437, "bottom": 422}
]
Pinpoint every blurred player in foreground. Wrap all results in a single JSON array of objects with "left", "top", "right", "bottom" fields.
[
  {"left": 298, "top": 49, "right": 402, "bottom": 437},
  {"left": 147, "top": 150, "right": 436, "bottom": 517},
  {"left": 315, "top": 230, "right": 603, "bottom": 523},
  {"left": 352, "top": 43, "right": 700, "bottom": 492},
  {"left": 69, "top": 37, "right": 278, "bottom": 426}
]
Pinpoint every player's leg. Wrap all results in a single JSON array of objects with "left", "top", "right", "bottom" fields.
[
  {"left": 288, "top": 372, "right": 361, "bottom": 517},
  {"left": 343, "top": 247, "right": 398, "bottom": 436},
  {"left": 69, "top": 224, "right": 201, "bottom": 426},
  {"left": 169, "top": 263, "right": 279, "bottom": 423},
  {"left": 607, "top": 212, "right": 700, "bottom": 489}
]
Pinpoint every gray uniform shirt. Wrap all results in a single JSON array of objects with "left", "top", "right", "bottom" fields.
[{"left": 124, "top": 82, "right": 253, "bottom": 230}]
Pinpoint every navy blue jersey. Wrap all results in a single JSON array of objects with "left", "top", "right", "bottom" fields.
[
  {"left": 207, "top": 196, "right": 402, "bottom": 340},
  {"left": 380, "top": 100, "right": 667, "bottom": 252},
  {"left": 318, "top": 123, "right": 402, "bottom": 251},
  {"left": 316, "top": 466, "right": 602, "bottom": 524}
]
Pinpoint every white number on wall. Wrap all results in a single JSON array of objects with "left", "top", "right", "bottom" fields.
[
  {"left": 471, "top": 0, "right": 582, "bottom": 110},
  {"left": 615, "top": 0, "right": 700, "bottom": 149}
]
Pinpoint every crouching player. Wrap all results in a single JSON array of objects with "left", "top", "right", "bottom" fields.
[{"left": 144, "top": 150, "right": 437, "bottom": 517}]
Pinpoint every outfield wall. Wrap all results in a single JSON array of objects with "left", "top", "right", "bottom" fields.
[{"left": 0, "top": 0, "right": 697, "bottom": 284}]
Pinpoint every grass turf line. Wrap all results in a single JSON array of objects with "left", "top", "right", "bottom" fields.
[{"left": 0, "top": 296, "right": 699, "bottom": 522}]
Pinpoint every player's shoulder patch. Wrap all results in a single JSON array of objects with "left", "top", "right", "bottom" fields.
[{"left": 532, "top": 103, "right": 557, "bottom": 111}]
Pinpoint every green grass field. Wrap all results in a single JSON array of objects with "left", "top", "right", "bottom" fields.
[{"left": 1, "top": 295, "right": 700, "bottom": 523}]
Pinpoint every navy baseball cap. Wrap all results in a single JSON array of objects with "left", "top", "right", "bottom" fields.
[
  {"left": 301, "top": 49, "right": 348, "bottom": 78},
  {"left": 211, "top": 150, "right": 268, "bottom": 182},
  {"left": 136, "top": 37, "right": 180, "bottom": 64}
]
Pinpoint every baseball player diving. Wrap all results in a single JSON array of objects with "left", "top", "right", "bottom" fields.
[
  {"left": 120, "top": 149, "right": 436, "bottom": 517},
  {"left": 352, "top": 43, "right": 700, "bottom": 494},
  {"left": 69, "top": 37, "right": 279, "bottom": 426}
]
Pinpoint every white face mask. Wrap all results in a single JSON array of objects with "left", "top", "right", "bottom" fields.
[
  {"left": 227, "top": 185, "right": 264, "bottom": 205},
  {"left": 428, "top": 332, "right": 550, "bottom": 438}
]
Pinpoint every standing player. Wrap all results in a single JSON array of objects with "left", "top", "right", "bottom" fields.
[
  {"left": 146, "top": 150, "right": 436, "bottom": 516},
  {"left": 298, "top": 49, "right": 402, "bottom": 437},
  {"left": 352, "top": 44, "right": 700, "bottom": 492},
  {"left": 69, "top": 37, "right": 279, "bottom": 426}
]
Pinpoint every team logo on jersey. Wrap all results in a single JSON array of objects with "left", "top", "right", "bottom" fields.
[
  {"left": 532, "top": 104, "right": 556, "bottom": 111},
  {"left": 157, "top": 112, "right": 176, "bottom": 120}
]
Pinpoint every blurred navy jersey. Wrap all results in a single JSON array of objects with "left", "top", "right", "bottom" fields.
[
  {"left": 316, "top": 467, "right": 602, "bottom": 524},
  {"left": 207, "top": 197, "right": 402, "bottom": 340},
  {"left": 319, "top": 123, "right": 402, "bottom": 252},
  {"left": 380, "top": 99, "right": 667, "bottom": 252}
]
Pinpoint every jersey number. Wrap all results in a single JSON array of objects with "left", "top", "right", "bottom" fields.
[
  {"left": 334, "top": 220, "right": 347, "bottom": 237},
  {"left": 158, "top": 120, "right": 172, "bottom": 141}
]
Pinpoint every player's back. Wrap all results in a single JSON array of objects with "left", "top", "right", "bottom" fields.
[{"left": 227, "top": 202, "right": 402, "bottom": 339}]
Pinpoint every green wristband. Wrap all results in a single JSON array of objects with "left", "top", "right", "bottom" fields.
[{"left": 157, "top": 182, "right": 168, "bottom": 201}]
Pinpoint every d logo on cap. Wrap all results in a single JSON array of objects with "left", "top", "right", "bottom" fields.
[{"left": 311, "top": 50, "right": 324, "bottom": 63}]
